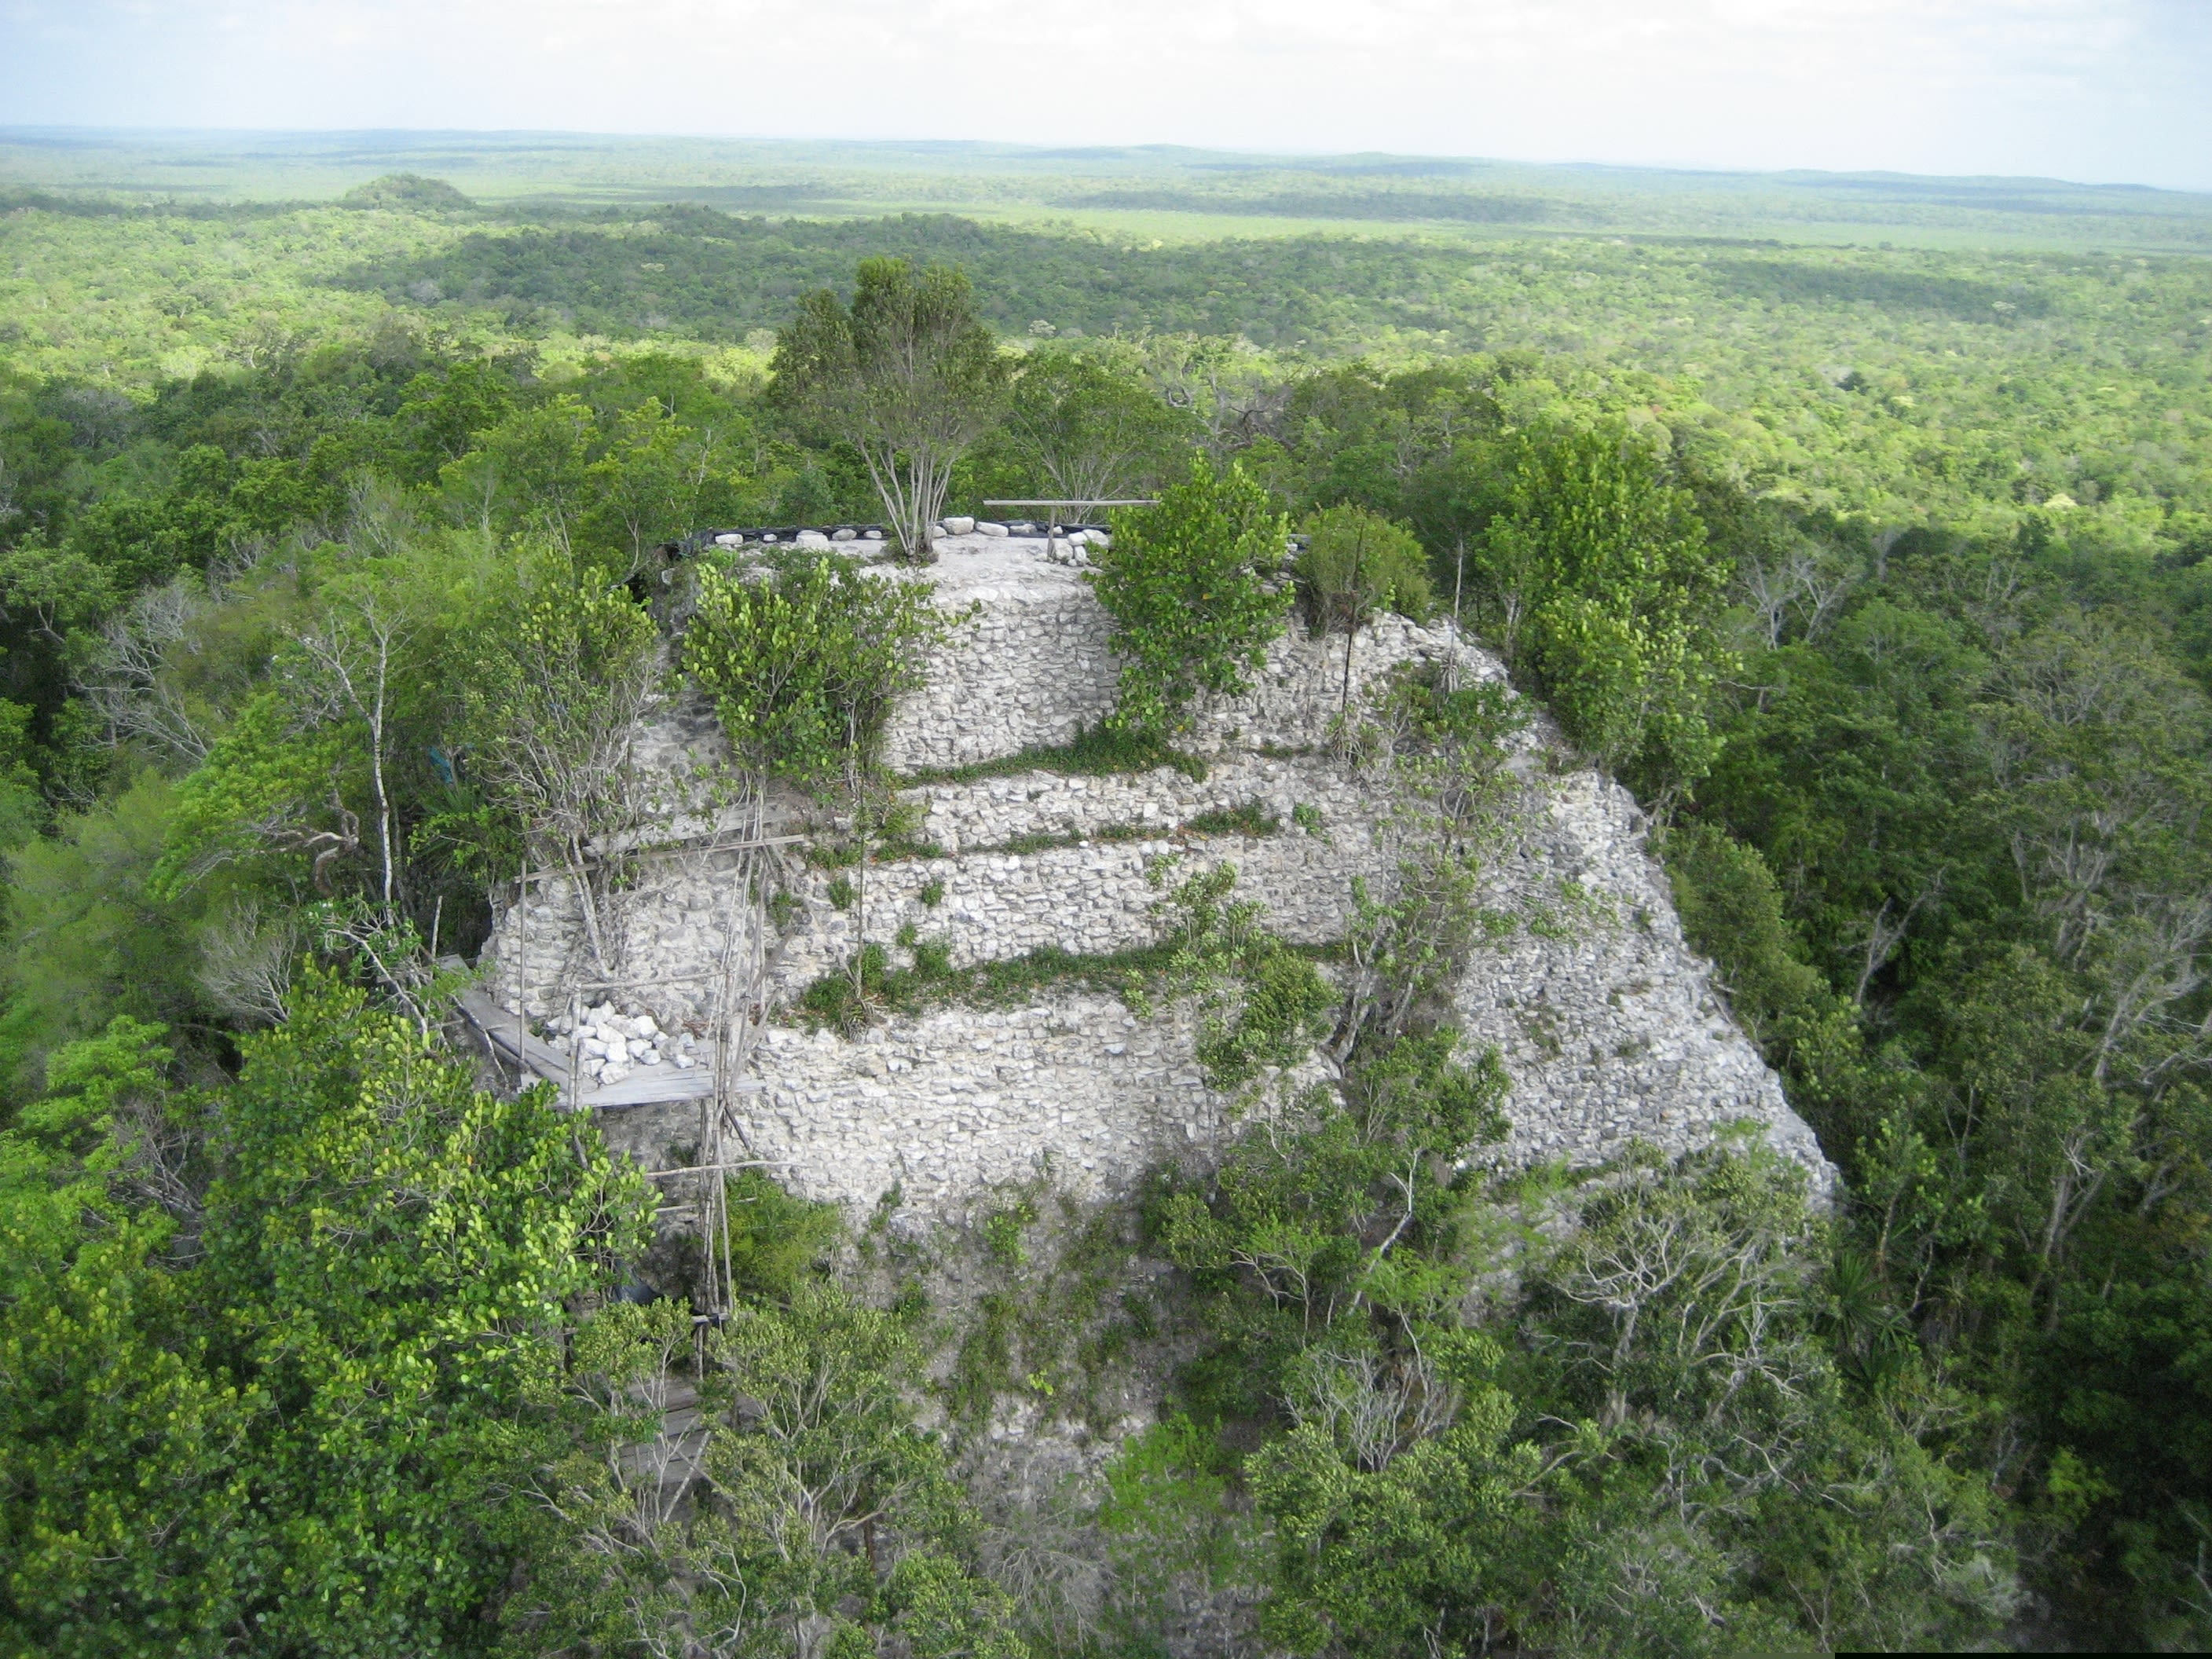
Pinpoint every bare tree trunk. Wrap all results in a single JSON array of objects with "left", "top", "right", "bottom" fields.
[
  {"left": 1339, "top": 521, "right": 1368, "bottom": 719},
  {"left": 1853, "top": 872, "right": 1945, "bottom": 1007},
  {"left": 295, "top": 593, "right": 411, "bottom": 926},
  {"left": 367, "top": 624, "right": 394, "bottom": 920}
]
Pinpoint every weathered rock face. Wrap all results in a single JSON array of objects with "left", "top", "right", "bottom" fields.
[
  {"left": 482, "top": 533, "right": 1833, "bottom": 1218},
  {"left": 591, "top": 996, "right": 1247, "bottom": 1224},
  {"left": 1459, "top": 769, "right": 1829, "bottom": 1178},
  {"left": 876, "top": 535, "right": 1489, "bottom": 771}
]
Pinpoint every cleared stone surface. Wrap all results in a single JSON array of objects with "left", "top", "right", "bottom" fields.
[
  {"left": 909, "top": 752, "right": 1363, "bottom": 855},
  {"left": 766, "top": 827, "right": 1381, "bottom": 991},
  {"left": 480, "top": 534, "right": 1833, "bottom": 1216}
]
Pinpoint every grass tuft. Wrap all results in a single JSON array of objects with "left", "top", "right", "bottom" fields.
[{"left": 896, "top": 723, "right": 1207, "bottom": 786}]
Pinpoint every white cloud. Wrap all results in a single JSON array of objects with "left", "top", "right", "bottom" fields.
[{"left": 2, "top": 0, "right": 2205, "bottom": 188}]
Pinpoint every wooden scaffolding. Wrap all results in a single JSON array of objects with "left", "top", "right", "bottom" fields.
[{"left": 460, "top": 786, "right": 800, "bottom": 1324}]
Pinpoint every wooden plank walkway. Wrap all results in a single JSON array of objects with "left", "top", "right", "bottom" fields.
[{"left": 453, "top": 983, "right": 759, "bottom": 1111}]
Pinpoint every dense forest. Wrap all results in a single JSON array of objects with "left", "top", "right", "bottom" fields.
[{"left": 3, "top": 156, "right": 2212, "bottom": 1655}]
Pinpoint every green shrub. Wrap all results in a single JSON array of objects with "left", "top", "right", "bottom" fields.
[
  {"left": 1088, "top": 454, "right": 1291, "bottom": 738},
  {"left": 721, "top": 1169, "right": 841, "bottom": 1304},
  {"left": 981, "top": 1200, "right": 1038, "bottom": 1266},
  {"left": 1194, "top": 948, "right": 1335, "bottom": 1092},
  {"left": 1297, "top": 503, "right": 1434, "bottom": 628},
  {"left": 683, "top": 552, "right": 959, "bottom": 788},
  {"left": 805, "top": 838, "right": 862, "bottom": 870},
  {"left": 797, "top": 942, "right": 890, "bottom": 1031},
  {"left": 1658, "top": 821, "right": 1861, "bottom": 1110},
  {"left": 1476, "top": 419, "right": 1734, "bottom": 789}
]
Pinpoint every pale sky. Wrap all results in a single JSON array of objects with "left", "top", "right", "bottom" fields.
[{"left": 4, "top": 0, "right": 2208, "bottom": 190}]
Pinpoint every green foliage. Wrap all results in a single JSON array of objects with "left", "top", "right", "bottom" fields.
[
  {"left": 1659, "top": 821, "right": 1859, "bottom": 1094},
  {"left": 340, "top": 173, "right": 477, "bottom": 213},
  {"left": 795, "top": 938, "right": 1186, "bottom": 1035},
  {"left": 0, "top": 1017, "right": 243, "bottom": 1657},
  {"left": 5, "top": 152, "right": 2212, "bottom": 1650},
  {"left": 203, "top": 976, "right": 649, "bottom": 1652},
  {"left": 1247, "top": 1382, "right": 1550, "bottom": 1658},
  {"left": 982, "top": 1199, "right": 1038, "bottom": 1267},
  {"left": 723, "top": 1167, "right": 841, "bottom": 1306},
  {"left": 2033, "top": 1273, "right": 2212, "bottom": 1646},
  {"left": 456, "top": 537, "right": 660, "bottom": 876},
  {"left": 1192, "top": 1130, "right": 2017, "bottom": 1657},
  {"left": 515, "top": 1283, "right": 1015, "bottom": 1658},
  {"left": 0, "top": 977, "right": 653, "bottom": 1656},
  {"left": 1086, "top": 454, "right": 1291, "bottom": 737},
  {"left": 0, "top": 702, "right": 49, "bottom": 853},
  {"left": 1182, "top": 801, "right": 1281, "bottom": 838},
  {"left": 683, "top": 552, "right": 956, "bottom": 788},
  {"left": 1119, "top": 800, "right": 2012, "bottom": 1655},
  {"left": 973, "top": 345, "right": 1196, "bottom": 507},
  {"left": 1297, "top": 504, "right": 1435, "bottom": 631},
  {"left": 796, "top": 933, "right": 972, "bottom": 1032},
  {"left": 1333, "top": 668, "right": 1528, "bottom": 1048},
  {"left": 1478, "top": 418, "right": 1736, "bottom": 789},
  {"left": 1133, "top": 861, "right": 1337, "bottom": 1096},
  {"left": 1680, "top": 496, "right": 2212, "bottom": 1643},
  {"left": 152, "top": 682, "right": 346, "bottom": 898},
  {"left": 395, "top": 357, "right": 518, "bottom": 474},
  {"left": 1153, "top": 1029, "right": 1507, "bottom": 1337},
  {"left": 0, "top": 774, "right": 211, "bottom": 1099}
]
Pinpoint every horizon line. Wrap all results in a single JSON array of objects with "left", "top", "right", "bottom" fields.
[{"left": 1, "top": 124, "right": 2201, "bottom": 201}]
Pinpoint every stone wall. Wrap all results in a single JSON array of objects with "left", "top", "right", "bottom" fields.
[
  {"left": 1455, "top": 770, "right": 1832, "bottom": 1194},
  {"left": 481, "top": 754, "right": 1434, "bottom": 1028},
  {"left": 879, "top": 537, "right": 1119, "bottom": 772},
  {"left": 1187, "top": 612, "right": 1507, "bottom": 754},
  {"left": 908, "top": 751, "right": 1363, "bottom": 855},
  {"left": 765, "top": 750, "right": 1397, "bottom": 990},
  {"left": 591, "top": 995, "right": 1247, "bottom": 1224}
]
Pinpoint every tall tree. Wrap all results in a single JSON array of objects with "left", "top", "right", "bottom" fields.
[
  {"left": 1000, "top": 350, "right": 1190, "bottom": 507},
  {"left": 459, "top": 540, "right": 661, "bottom": 979},
  {"left": 0, "top": 983, "right": 651, "bottom": 1657},
  {"left": 772, "top": 260, "right": 1009, "bottom": 563}
]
